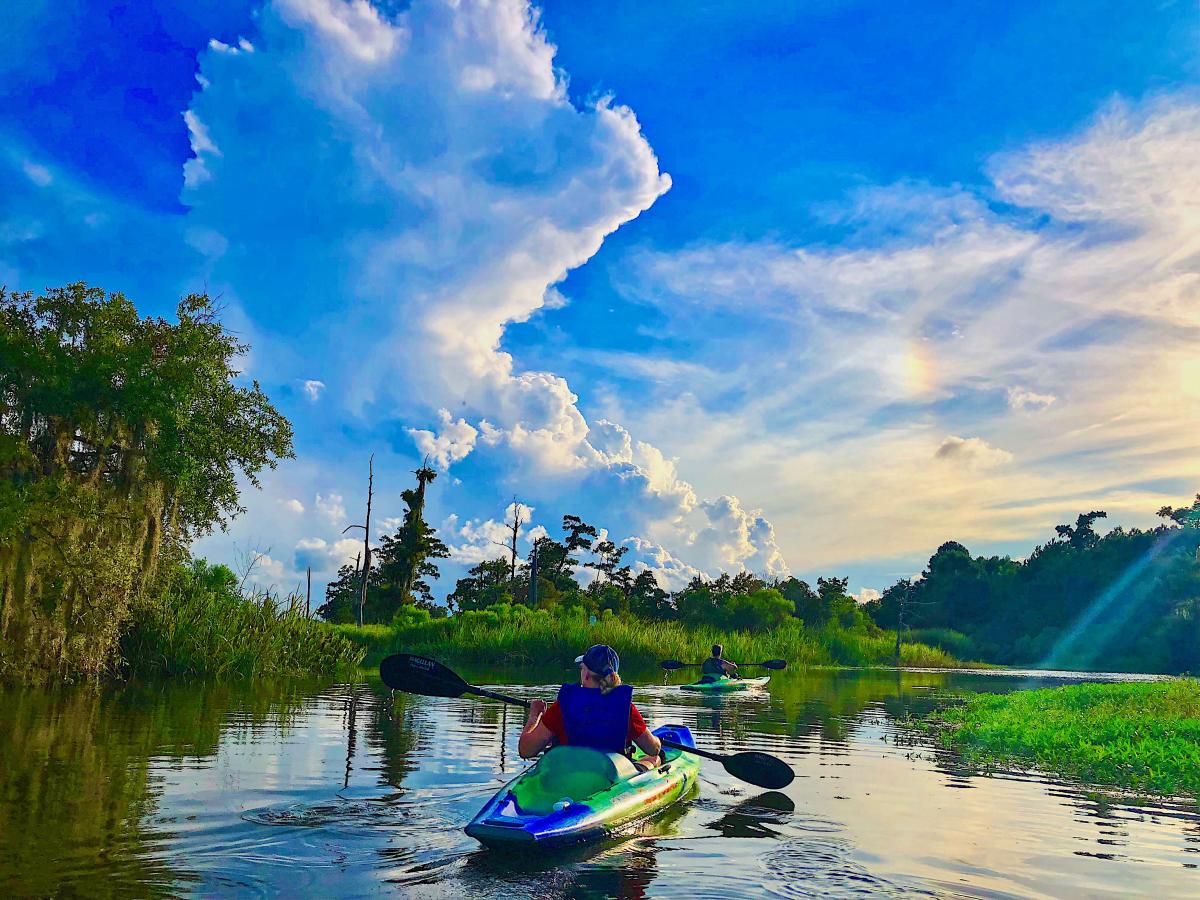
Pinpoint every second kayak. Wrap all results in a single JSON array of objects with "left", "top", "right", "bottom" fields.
[
  {"left": 680, "top": 675, "right": 771, "bottom": 693},
  {"left": 465, "top": 724, "right": 700, "bottom": 848}
]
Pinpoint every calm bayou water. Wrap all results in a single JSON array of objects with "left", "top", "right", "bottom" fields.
[{"left": 2, "top": 667, "right": 1197, "bottom": 898}]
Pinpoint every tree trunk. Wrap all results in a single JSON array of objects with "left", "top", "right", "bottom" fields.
[
  {"left": 496, "top": 500, "right": 523, "bottom": 585},
  {"left": 359, "top": 455, "right": 374, "bottom": 627},
  {"left": 353, "top": 552, "right": 362, "bottom": 626},
  {"left": 528, "top": 543, "right": 538, "bottom": 608}
]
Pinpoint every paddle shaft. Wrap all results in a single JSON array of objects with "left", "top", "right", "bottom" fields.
[
  {"left": 679, "top": 661, "right": 776, "bottom": 668},
  {"left": 469, "top": 685, "right": 530, "bottom": 708},
  {"left": 658, "top": 736, "right": 727, "bottom": 764}
]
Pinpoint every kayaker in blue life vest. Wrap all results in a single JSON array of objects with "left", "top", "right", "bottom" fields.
[
  {"left": 519, "top": 643, "right": 663, "bottom": 770},
  {"left": 700, "top": 644, "right": 740, "bottom": 681}
]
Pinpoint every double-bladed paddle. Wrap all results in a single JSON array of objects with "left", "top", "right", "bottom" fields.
[
  {"left": 660, "top": 659, "right": 787, "bottom": 671},
  {"left": 379, "top": 653, "right": 795, "bottom": 790}
]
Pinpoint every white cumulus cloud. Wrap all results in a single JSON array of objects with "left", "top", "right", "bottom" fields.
[
  {"left": 183, "top": 0, "right": 785, "bottom": 586},
  {"left": 1007, "top": 387, "right": 1056, "bottom": 411},
  {"left": 315, "top": 492, "right": 347, "bottom": 525},
  {"left": 293, "top": 536, "right": 361, "bottom": 573},
  {"left": 854, "top": 587, "right": 881, "bottom": 605},
  {"left": 409, "top": 409, "right": 479, "bottom": 469},
  {"left": 623, "top": 536, "right": 702, "bottom": 591},
  {"left": 442, "top": 502, "right": 536, "bottom": 564}
]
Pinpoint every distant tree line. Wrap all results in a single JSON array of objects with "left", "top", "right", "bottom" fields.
[
  {"left": 863, "top": 496, "right": 1200, "bottom": 674},
  {"left": 319, "top": 494, "right": 877, "bottom": 636},
  {"left": 319, "top": 476, "right": 1200, "bottom": 674}
]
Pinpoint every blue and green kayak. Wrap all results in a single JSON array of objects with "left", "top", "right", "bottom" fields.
[
  {"left": 465, "top": 724, "right": 700, "bottom": 848},
  {"left": 680, "top": 675, "right": 770, "bottom": 693}
]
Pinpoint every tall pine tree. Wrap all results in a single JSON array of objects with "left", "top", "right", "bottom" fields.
[{"left": 373, "top": 463, "right": 449, "bottom": 616}]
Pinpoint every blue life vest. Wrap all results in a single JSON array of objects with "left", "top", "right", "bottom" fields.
[{"left": 556, "top": 683, "right": 634, "bottom": 753}]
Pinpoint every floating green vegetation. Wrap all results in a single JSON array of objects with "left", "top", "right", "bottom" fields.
[
  {"left": 330, "top": 603, "right": 963, "bottom": 672},
  {"left": 121, "top": 560, "right": 363, "bottom": 678},
  {"left": 928, "top": 680, "right": 1200, "bottom": 799}
]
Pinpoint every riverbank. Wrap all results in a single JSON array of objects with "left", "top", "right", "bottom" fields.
[
  {"left": 2, "top": 558, "right": 364, "bottom": 684},
  {"left": 926, "top": 680, "right": 1200, "bottom": 798},
  {"left": 330, "top": 604, "right": 964, "bottom": 671}
]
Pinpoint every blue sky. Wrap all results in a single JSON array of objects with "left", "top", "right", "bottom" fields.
[{"left": 3, "top": 0, "right": 1199, "bottom": 601}]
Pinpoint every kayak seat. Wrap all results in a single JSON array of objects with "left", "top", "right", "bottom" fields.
[{"left": 509, "top": 746, "right": 639, "bottom": 815}]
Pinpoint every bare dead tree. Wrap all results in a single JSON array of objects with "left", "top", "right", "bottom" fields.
[
  {"left": 491, "top": 498, "right": 524, "bottom": 585},
  {"left": 234, "top": 543, "right": 273, "bottom": 594},
  {"left": 342, "top": 454, "right": 375, "bottom": 627},
  {"left": 891, "top": 581, "right": 933, "bottom": 666}
]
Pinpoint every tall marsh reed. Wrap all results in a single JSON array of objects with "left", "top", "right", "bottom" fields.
[{"left": 121, "top": 562, "right": 363, "bottom": 678}]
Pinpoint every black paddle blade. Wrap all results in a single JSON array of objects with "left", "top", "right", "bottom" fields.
[
  {"left": 758, "top": 659, "right": 788, "bottom": 670},
  {"left": 380, "top": 653, "right": 469, "bottom": 698},
  {"left": 724, "top": 751, "right": 796, "bottom": 790},
  {"left": 660, "top": 659, "right": 688, "bottom": 670}
]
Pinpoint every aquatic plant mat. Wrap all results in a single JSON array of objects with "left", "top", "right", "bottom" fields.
[{"left": 927, "top": 679, "right": 1200, "bottom": 798}]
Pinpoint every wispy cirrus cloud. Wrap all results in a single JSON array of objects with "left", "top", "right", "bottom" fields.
[{"left": 616, "top": 96, "right": 1200, "bottom": 571}]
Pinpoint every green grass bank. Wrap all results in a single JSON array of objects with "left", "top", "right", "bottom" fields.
[
  {"left": 927, "top": 680, "right": 1200, "bottom": 798},
  {"left": 330, "top": 604, "right": 964, "bottom": 671}
]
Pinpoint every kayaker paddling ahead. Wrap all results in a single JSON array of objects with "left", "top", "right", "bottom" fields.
[
  {"left": 700, "top": 643, "right": 740, "bottom": 681},
  {"left": 519, "top": 644, "right": 663, "bottom": 770}
]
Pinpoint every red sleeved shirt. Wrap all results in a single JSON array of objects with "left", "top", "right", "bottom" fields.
[{"left": 540, "top": 699, "right": 648, "bottom": 746}]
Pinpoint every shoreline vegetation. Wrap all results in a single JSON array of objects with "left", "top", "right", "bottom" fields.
[
  {"left": 330, "top": 604, "right": 964, "bottom": 671},
  {"left": 123, "top": 560, "right": 363, "bottom": 678},
  {"left": 923, "top": 680, "right": 1200, "bottom": 799},
  {"left": 865, "top": 504, "right": 1200, "bottom": 675},
  {"left": 0, "top": 284, "right": 359, "bottom": 682},
  {"left": 4, "top": 283, "right": 1197, "bottom": 694},
  {"left": 0, "top": 284, "right": 962, "bottom": 683}
]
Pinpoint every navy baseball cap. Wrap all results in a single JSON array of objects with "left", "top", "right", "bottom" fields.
[{"left": 575, "top": 644, "right": 619, "bottom": 677}]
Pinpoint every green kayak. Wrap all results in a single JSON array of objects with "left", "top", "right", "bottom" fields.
[
  {"left": 680, "top": 675, "right": 770, "bottom": 693},
  {"left": 465, "top": 724, "right": 700, "bottom": 848}
]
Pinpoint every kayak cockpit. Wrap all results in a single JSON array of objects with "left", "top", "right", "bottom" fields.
[
  {"left": 508, "top": 746, "right": 640, "bottom": 815},
  {"left": 465, "top": 724, "right": 697, "bottom": 848}
]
